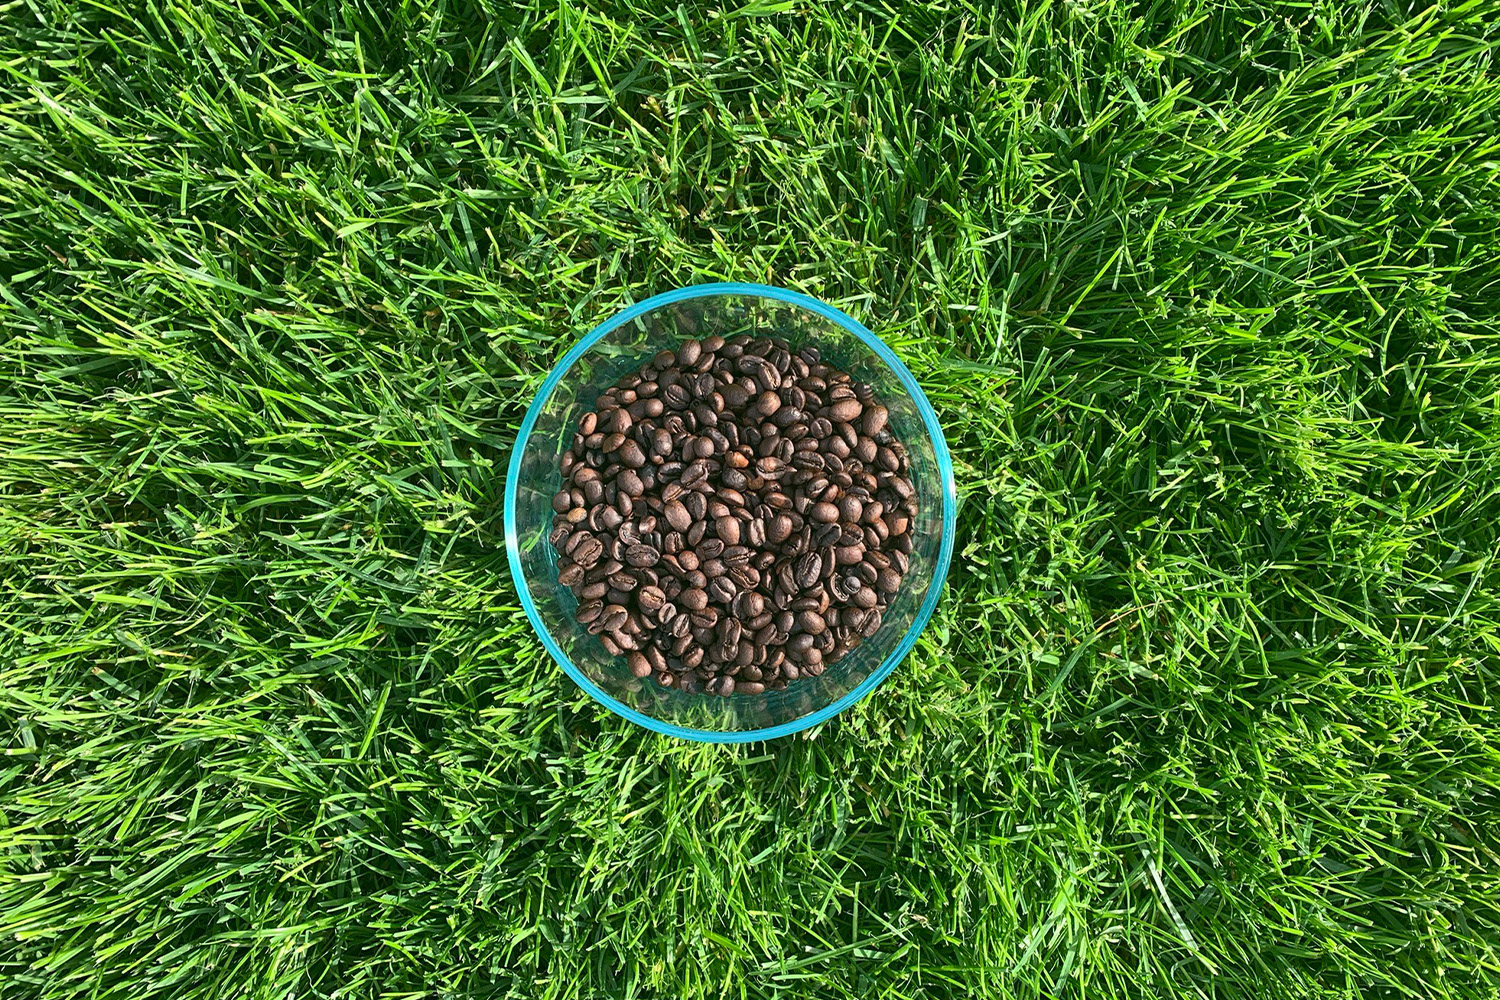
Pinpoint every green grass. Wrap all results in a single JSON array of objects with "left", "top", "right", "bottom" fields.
[{"left": 2, "top": 0, "right": 1499, "bottom": 997}]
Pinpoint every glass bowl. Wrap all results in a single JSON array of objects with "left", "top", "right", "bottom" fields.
[{"left": 504, "top": 283, "right": 955, "bottom": 742}]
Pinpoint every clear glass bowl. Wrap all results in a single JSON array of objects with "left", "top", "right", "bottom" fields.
[{"left": 504, "top": 283, "right": 955, "bottom": 741}]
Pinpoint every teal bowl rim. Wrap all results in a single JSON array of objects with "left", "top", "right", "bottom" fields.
[{"left": 504, "top": 282, "right": 956, "bottom": 742}]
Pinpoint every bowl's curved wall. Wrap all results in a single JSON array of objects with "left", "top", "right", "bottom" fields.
[{"left": 505, "top": 283, "right": 955, "bottom": 741}]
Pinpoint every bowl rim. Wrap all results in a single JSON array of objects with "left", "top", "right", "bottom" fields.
[{"left": 504, "top": 282, "right": 956, "bottom": 742}]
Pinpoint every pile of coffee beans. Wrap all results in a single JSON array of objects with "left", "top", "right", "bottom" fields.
[{"left": 548, "top": 335, "right": 916, "bottom": 696}]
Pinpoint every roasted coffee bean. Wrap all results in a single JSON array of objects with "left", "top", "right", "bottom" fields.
[
  {"left": 796, "top": 610, "right": 827, "bottom": 635},
  {"left": 664, "top": 500, "right": 692, "bottom": 532},
  {"left": 551, "top": 336, "right": 918, "bottom": 696},
  {"left": 638, "top": 585, "right": 666, "bottom": 612},
  {"left": 829, "top": 398, "right": 862, "bottom": 423},
  {"left": 830, "top": 574, "right": 860, "bottom": 601},
  {"left": 707, "top": 576, "right": 737, "bottom": 603},
  {"left": 794, "top": 552, "right": 823, "bottom": 589},
  {"left": 625, "top": 544, "right": 660, "bottom": 568},
  {"left": 572, "top": 536, "right": 605, "bottom": 568},
  {"left": 810, "top": 502, "right": 839, "bottom": 523},
  {"left": 716, "top": 515, "right": 741, "bottom": 544},
  {"left": 734, "top": 591, "right": 766, "bottom": 619}
]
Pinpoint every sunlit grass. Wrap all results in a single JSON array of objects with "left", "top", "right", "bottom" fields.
[{"left": 2, "top": 1, "right": 1498, "bottom": 997}]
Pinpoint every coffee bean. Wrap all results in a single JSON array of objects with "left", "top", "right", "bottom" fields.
[
  {"left": 829, "top": 398, "right": 862, "bottom": 423},
  {"left": 796, "top": 610, "right": 827, "bottom": 635},
  {"left": 681, "top": 588, "right": 708, "bottom": 612},
  {"left": 638, "top": 585, "right": 666, "bottom": 612},
  {"left": 789, "top": 551, "right": 820, "bottom": 590},
  {"left": 716, "top": 515, "right": 741, "bottom": 545},
  {"left": 625, "top": 544, "right": 660, "bottom": 568},
  {"left": 628, "top": 652, "right": 651, "bottom": 678},
  {"left": 810, "top": 502, "right": 839, "bottom": 523},
  {"left": 572, "top": 536, "right": 605, "bottom": 568},
  {"left": 617, "top": 469, "right": 644, "bottom": 498},
  {"left": 665, "top": 500, "right": 691, "bottom": 532},
  {"left": 734, "top": 591, "right": 765, "bottom": 619}
]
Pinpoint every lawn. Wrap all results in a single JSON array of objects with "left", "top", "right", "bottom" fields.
[{"left": 3, "top": 0, "right": 1499, "bottom": 997}]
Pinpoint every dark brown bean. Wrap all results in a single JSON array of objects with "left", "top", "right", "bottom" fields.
[
  {"left": 625, "top": 544, "right": 660, "bottom": 568},
  {"left": 796, "top": 610, "right": 826, "bottom": 635},
  {"left": 716, "top": 516, "right": 741, "bottom": 545},
  {"left": 665, "top": 500, "right": 691, "bottom": 532},
  {"left": 794, "top": 552, "right": 823, "bottom": 589},
  {"left": 638, "top": 585, "right": 666, "bottom": 612},
  {"left": 829, "top": 398, "right": 862, "bottom": 423},
  {"left": 810, "top": 502, "right": 839, "bottom": 523}
]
